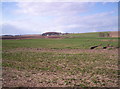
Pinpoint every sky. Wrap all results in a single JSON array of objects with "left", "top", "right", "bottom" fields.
[{"left": 1, "top": 1, "right": 118, "bottom": 35}]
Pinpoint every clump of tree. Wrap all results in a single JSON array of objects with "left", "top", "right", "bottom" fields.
[{"left": 99, "top": 32, "right": 109, "bottom": 37}]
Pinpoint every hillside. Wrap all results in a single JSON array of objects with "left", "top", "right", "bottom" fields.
[{"left": 2, "top": 31, "right": 119, "bottom": 40}]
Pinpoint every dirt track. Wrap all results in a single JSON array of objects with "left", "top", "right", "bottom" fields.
[{"left": 4, "top": 48, "right": 118, "bottom": 55}]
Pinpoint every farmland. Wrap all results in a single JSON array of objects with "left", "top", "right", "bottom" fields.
[{"left": 2, "top": 32, "right": 119, "bottom": 87}]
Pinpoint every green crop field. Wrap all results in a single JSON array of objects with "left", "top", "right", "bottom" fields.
[{"left": 2, "top": 32, "right": 119, "bottom": 87}]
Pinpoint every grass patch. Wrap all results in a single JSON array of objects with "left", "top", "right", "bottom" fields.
[{"left": 2, "top": 36, "right": 119, "bottom": 50}]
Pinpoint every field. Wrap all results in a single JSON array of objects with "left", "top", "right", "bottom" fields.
[{"left": 2, "top": 32, "right": 119, "bottom": 87}]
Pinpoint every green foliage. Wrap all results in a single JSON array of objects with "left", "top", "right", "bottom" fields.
[{"left": 2, "top": 35, "right": 119, "bottom": 50}]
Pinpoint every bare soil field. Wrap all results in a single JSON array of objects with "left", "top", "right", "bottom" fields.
[
  {"left": 109, "top": 31, "right": 120, "bottom": 37},
  {"left": 2, "top": 35, "right": 65, "bottom": 40}
]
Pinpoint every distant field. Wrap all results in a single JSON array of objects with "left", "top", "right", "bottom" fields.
[
  {"left": 2, "top": 35, "right": 119, "bottom": 50},
  {"left": 2, "top": 32, "right": 119, "bottom": 87}
]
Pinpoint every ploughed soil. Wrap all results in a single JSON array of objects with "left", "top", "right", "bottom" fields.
[{"left": 2, "top": 35, "right": 65, "bottom": 40}]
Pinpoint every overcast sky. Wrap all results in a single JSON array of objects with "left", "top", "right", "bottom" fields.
[{"left": 1, "top": 1, "right": 118, "bottom": 35}]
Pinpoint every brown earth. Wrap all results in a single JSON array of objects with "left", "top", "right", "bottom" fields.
[
  {"left": 2, "top": 35, "right": 65, "bottom": 40},
  {"left": 109, "top": 31, "right": 120, "bottom": 37},
  {"left": 4, "top": 48, "right": 118, "bottom": 55}
]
